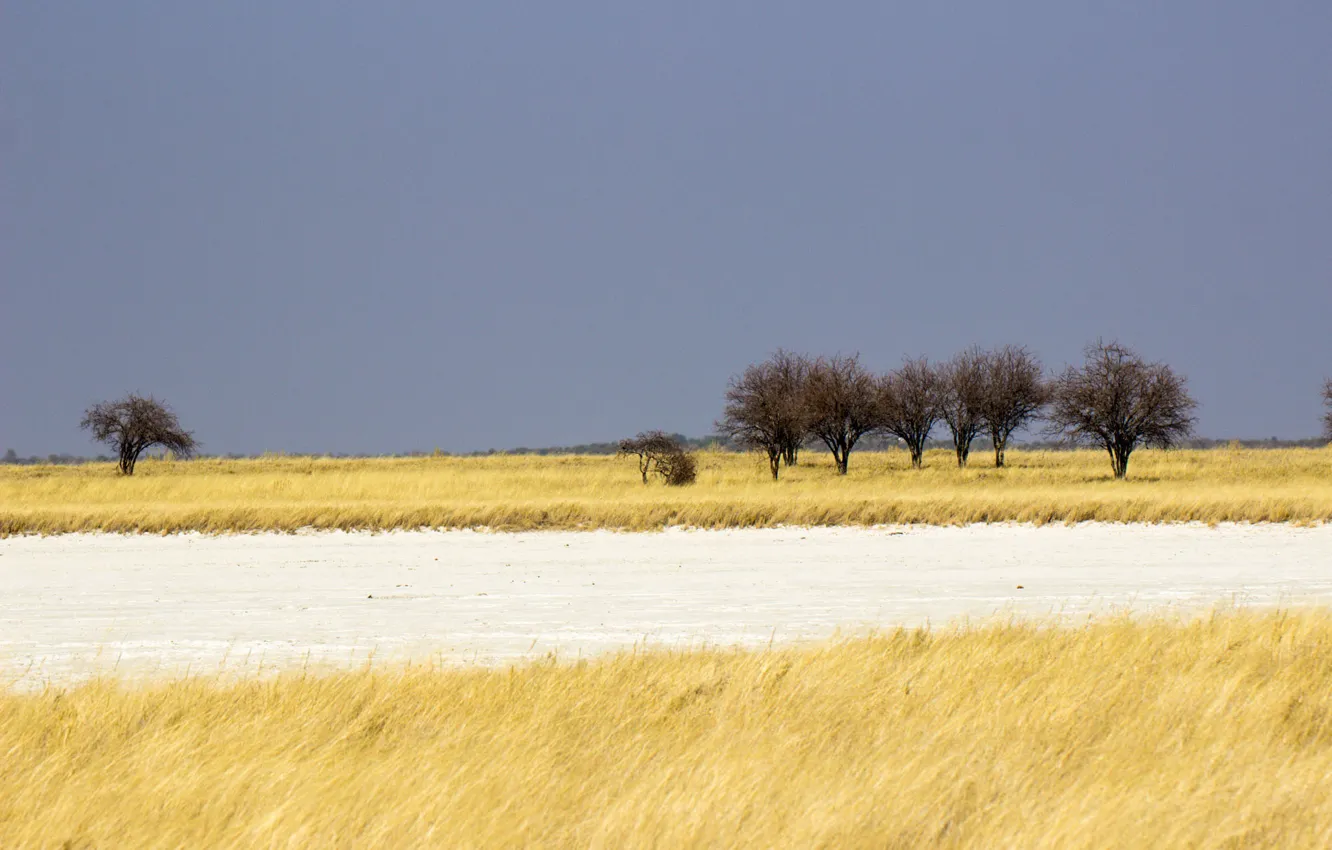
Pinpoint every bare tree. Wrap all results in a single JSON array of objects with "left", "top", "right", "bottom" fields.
[
  {"left": 1323, "top": 378, "right": 1332, "bottom": 442},
  {"left": 879, "top": 357, "right": 942, "bottom": 469},
  {"left": 937, "top": 348, "right": 988, "bottom": 467},
  {"left": 617, "top": 431, "right": 684, "bottom": 484},
  {"left": 718, "top": 352, "right": 809, "bottom": 480},
  {"left": 978, "top": 345, "right": 1048, "bottom": 468},
  {"left": 80, "top": 394, "right": 198, "bottom": 475},
  {"left": 770, "top": 350, "right": 811, "bottom": 466},
  {"left": 803, "top": 354, "right": 879, "bottom": 475},
  {"left": 1047, "top": 341, "right": 1197, "bottom": 479}
]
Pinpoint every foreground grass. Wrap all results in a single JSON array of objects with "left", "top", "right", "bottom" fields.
[
  {"left": 2, "top": 447, "right": 1330, "bottom": 534},
  {"left": 3, "top": 610, "right": 1331, "bottom": 847}
]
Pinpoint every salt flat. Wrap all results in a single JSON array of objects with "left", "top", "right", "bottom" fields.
[{"left": 2, "top": 524, "right": 1330, "bottom": 686}]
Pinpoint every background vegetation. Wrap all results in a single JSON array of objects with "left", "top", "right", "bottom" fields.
[
  {"left": 4, "top": 609, "right": 1331, "bottom": 848},
  {"left": 3, "top": 446, "right": 1330, "bottom": 535}
]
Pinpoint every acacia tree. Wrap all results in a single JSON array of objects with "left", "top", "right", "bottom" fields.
[
  {"left": 718, "top": 352, "right": 809, "bottom": 480},
  {"left": 803, "top": 354, "right": 879, "bottom": 475},
  {"left": 1047, "top": 342, "right": 1197, "bottom": 480},
  {"left": 878, "top": 357, "right": 942, "bottom": 469},
  {"left": 1322, "top": 378, "right": 1332, "bottom": 443},
  {"left": 978, "top": 345, "right": 1048, "bottom": 468},
  {"left": 937, "top": 348, "right": 988, "bottom": 467},
  {"left": 617, "top": 431, "right": 687, "bottom": 484},
  {"left": 81, "top": 394, "right": 198, "bottom": 475}
]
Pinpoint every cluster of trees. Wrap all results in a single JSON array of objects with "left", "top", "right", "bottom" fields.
[
  {"left": 30, "top": 369, "right": 1332, "bottom": 480},
  {"left": 617, "top": 431, "right": 698, "bottom": 486},
  {"left": 720, "top": 342, "right": 1205, "bottom": 480}
]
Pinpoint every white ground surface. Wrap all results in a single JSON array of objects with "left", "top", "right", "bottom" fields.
[{"left": 2, "top": 524, "right": 1330, "bottom": 687}]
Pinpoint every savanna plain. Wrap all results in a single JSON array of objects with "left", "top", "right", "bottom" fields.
[
  {"left": 3, "top": 445, "right": 1332, "bottom": 534},
  {"left": 4, "top": 448, "right": 1332, "bottom": 848}
]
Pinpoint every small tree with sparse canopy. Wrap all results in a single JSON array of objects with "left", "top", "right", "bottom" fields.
[
  {"left": 978, "top": 345, "right": 1048, "bottom": 468},
  {"left": 617, "top": 431, "right": 696, "bottom": 486},
  {"left": 1047, "top": 342, "right": 1197, "bottom": 480},
  {"left": 878, "top": 357, "right": 942, "bottom": 469},
  {"left": 937, "top": 348, "right": 988, "bottom": 467},
  {"left": 718, "top": 351, "right": 809, "bottom": 480},
  {"left": 617, "top": 431, "right": 681, "bottom": 484},
  {"left": 803, "top": 354, "right": 880, "bottom": 475},
  {"left": 1322, "top": 378, "right": 1332, "bottom": 443},
  {"left": 81, "top": 394, "right": 198, "bottom": 476}
]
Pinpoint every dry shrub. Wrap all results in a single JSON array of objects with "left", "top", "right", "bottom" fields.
[
  {"left": 618, "top": 431, "right": 696, "bottom": 486},
  {"left": 658, "top": 450, "right": 697, "bottom": 486}
]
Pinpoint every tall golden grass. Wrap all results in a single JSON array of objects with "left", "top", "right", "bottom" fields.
[
  {"left": 3, "top": 610, "right": 1331, "bottom": 847},
  {"left": 2, "top": 447, "right": 1330, "bottom": 534}
]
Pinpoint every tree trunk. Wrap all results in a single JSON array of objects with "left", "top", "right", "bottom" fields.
[
  {"left": 783, "top": 445, "right": 798, "bottom": 466},
  {"left": 1111, "top": 446, "right": 1132, "bottom": 479},
  {"left": 956, "top": 443, "right": 969, "bottom": 468},
  {"left": 993, "top": 434, "right": 1007, "bottom": 469},
  {"left": 119, "top": 443, "right": 139, "bottom": 476},
  {"left": 768, "top": 450, "right": 781, "bottom": 481}
]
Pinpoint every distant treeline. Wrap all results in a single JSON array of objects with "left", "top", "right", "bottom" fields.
[{"left": 1, "top": 435, "right": 1327, "bottom": 467}]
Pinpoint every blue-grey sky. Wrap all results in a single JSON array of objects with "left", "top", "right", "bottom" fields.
[{"left": 3, "top": 2, "right": 1330, "bottom": 455}]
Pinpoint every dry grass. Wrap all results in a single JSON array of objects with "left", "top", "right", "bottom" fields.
[
  {"left": 3, "top": 610, "right": 1331, "bottom": 847},
  {"left": 2, "top": 447, "right": 1330, "bottom": 534}
]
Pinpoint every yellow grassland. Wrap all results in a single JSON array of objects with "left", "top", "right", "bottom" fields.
[
  {"left": 3, "top": 610, "right": 1332, "bottom": 847},
  {"left": 1, "top": 446, "right": 1330, "bottom": 534}
]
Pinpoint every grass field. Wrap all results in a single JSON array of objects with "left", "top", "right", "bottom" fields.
[
  {"left": 2, "top": 609, "right": 1329, "bottom": 847},
  {"left": 2, "top": 446, "right": 1330, "bottom": 534}
]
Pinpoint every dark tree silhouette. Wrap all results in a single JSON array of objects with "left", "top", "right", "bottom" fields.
[
  {"left": 617, "top": 431, "right": 683, "bottom": 484},
  {"left": 1047, "top": 342, "right": 1197, "bottom": 479},
  {"left": 771, "top": 350, "right": 811, "bottom": 466},
  {"left": 1322, "top": 378, "right": 1332, "bottom": 442},
  {"left": 655, "top": 448, "right": 698, "bottom": 486},
  {"left": 803, "top": 354, "right": 879, "bottom": 475},
  {"left": 717, "top": 351, "right": 809, "bottom": 480},
  {"left": 978, "top": 345, "right": 1048, "bottom": 468},
  {"left": 937, "top": 348, "right": 988, "bottom": 468},
  {"left": 80, "top": 394, "right": 198, "bottom": 475},
  {"left": 879, "top": 357, "right": 942, "bottom": 469},
  {"left": 617, "top": 431, "right": 696, "bottom": 485}
]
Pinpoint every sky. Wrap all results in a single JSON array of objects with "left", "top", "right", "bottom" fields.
[{"left": 3, "top": 2, "right": 1330, "bottom": 455}]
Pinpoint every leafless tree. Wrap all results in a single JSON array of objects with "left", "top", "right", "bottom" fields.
[
  {"left": 717, "top": 351, "right": 809, "bottom": 480},
  {"left": 978, "top": 345, "right": 1048, "bottom": 468},
  {"left": 1322, "top": 378, "right": 1332, "bottom": 442},
  {"left": 878, "top": 357, "right": 942, "bottom": 469},
  {"left": 80, "top": 394, "right": 198, "bottom": 475},
  {"left": 937, "top": 348, "right": 989, "bottom": 467},
  {"left": 770, "top": 350, "right": 811, "bottom": 466},
  {"left": 803, "top": 354, "right": 879, "bottom": 475},
  {"left": 1047, "top": 341, "right": 1197, "bottom": 479},
  {"left": 617, "top": 431, "right": 684, "bottom": 484}
]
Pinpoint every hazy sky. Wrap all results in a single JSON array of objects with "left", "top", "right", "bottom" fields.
[{"left": 3, "top": 2, "right": 1330, "bottom": 455}]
